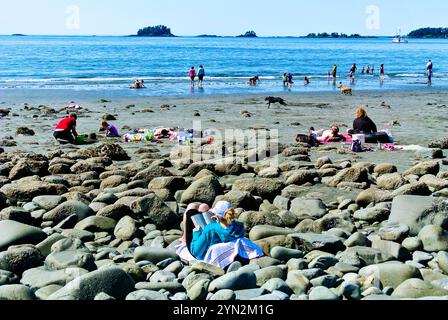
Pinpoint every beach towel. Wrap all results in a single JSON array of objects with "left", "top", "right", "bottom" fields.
[{"left": 175, "top": 238, "right": 264, "bottom": 269}]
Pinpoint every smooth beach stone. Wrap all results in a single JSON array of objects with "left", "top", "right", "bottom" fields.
[
  {"left": 353, "top": 205, "right": 390, "bottom": 223},
  {"left": 309, "top": 286, "right": 341, "bottom": 301},
  {"left": 94, "top": 292, "right": 116, "bottom": 301},
  {"left": 254, "top": 266, "right": 286, "bottom": 286},
  {"left": 210, "top": 289, "right": 236, "bottom": 301},
  {"left": 43, "top": 201, "right": 94, "bottom": 223},
  {"left": 249, "top": 225, "right": 295, "bottom": 242},
  {"left": 21, "top": 267, "right": 89, "bottom": 289},
  {"left": 149, "top": 270, "right": 176, "bottom": 283},
  {"left": 0, "top": 269, "right": 19, "bottom": 285},
  {"left": 134, "top": 247, "right": 178, "bottom": 264},
  {"left": 0, "top": 206, "right": 32, "bottom": 224},
  {"left": 35, "top": 285, "right": 63, "bottom": 300},
  {"left": 371, "top": 239, "right": 411, "bottom": 261},
  {"left": 252, "top": 290, "right": 290, "bottom": 300},
  {"left": 130, "top": 194, "right": 179, "bottom": 230},
  {"left": 310, "top": 274, "right": 340, "bottom": 288},
  {"left": 359, "top": 262, "right": 422, "bottom": 289},
  {"left": 403, "top": 161, "right": 440, "bottom": 177},
  {"left": 0, "top": 220, "right": 47, "bottom": 251},
  {"left": 261, "top": 278, "right": 292, "bottom": 295},
  {"left": 379, "top": 223, "right": 410, "bottom": 242},
  {"left": 413, "top": 251, "right": 434, "bottom": 265},
  {"left": 342, "top": 246, "right": 394, "bottom": 266},
  {"left": 392, "top": 279, "right": 448, "bottom": 299},
  {"left": 308, "top": 256, "right": 339, "bottom": 270},
  {"left": 270, "top": 246, "right": 304, "bottom": 261},
  {"left": 286, "top": 270, "right": 310, "bottom": 295},
  {"left": 388, "top": 196, "right": 442, "bottom": 236},
  {"left": 74, "top": 216, "right": 117, "bottom": 233},
  {"left": 45, "top": 250, "right": 96, "bottom": 271},
  {"left": 32, "top": 195, "right": 66, "bottom": 211},
  {"left": 36, "top": 233, "right": 66, "bottom": 257},
  {"left": 187, "top": 279, "right": 211, "bottom": 301},
  {"left": 289, "top": 233, "right": 345, "bottom": 254},
  {"left": 126, "top": 290, "right": 169, "bottom": 301},
  {"left": 290, "top": 198, "right": 327, "bottom": 219},
  {"left": 234, "top": 288, "right": 267, "bottom": 300},
  {"left": 340, "top": 281, "right": 362, "bottom": 300},
  {"left": 0, "top": 284, "right": 36, "bottom": 300},
  {"left": 401, "top": 237, "right": 423, "bottom": 252},
  {"left": 170, "top": 292, "right": 189, "bottom": 301},
  {"left": 286, "top": 259, "right": 308, "bottom": 272},
  {"left": 50, "top": 238, "right": 87, "bottom": 253},
  {"left": 114, "top": 216, "right": 137, "bottom": 241},
  {"left": 418, "top": 225, "right": 448, "bottom": 252},
  {"left": 209, "top": 270, "right": 257, "bottom": 292},
  {"left": 48, "top": 267, "right": 135, "bottom": 300},
  {"left": 92, "top": 193, "right": 118, "bottom": 205},
  {"left": 135, "top": 282, "right": 184, "bottom": 293},
  {"left": 344, "top": 232, "right": 370, "bottom": 247},
  {"left": 96, "top": 203, "right": 134, "bottom": 220},
  {"left": 0, "top": 246, "right": 44, "bottom": 274}
]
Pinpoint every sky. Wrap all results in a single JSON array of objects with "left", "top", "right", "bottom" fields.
[{"left": 0, "top": 0, "right": 447, "bottom": 36}]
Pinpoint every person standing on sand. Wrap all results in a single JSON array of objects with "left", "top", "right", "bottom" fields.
[
  {"left": 54, "top": 113, "right": 78, "bottom": 144},
  {"left": 189, "top": 67, "right": 196, "bottom": 87},
  {"left": 198, "top": 65, "right": 205, "bottom": 88}
]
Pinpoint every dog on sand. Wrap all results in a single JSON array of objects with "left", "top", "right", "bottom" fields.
[{"left": 265, "top": 96, "right": 288, "bottom": 109}]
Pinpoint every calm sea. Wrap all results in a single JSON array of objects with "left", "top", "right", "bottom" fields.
[{"left": 0, "top": 35, "right": 447, "bottom": 96}]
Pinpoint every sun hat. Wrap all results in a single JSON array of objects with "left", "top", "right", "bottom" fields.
[{"left": 211, "top": 201, "right": 234, "bottom": 218}]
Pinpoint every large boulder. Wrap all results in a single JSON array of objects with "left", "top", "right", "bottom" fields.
[
  {"left": 114, "top": 216, "right": 138, "bottom": 241},
  {"left": 359, "top": 262, "right": 421, "bottom": 289},
  {"left": 289, "top": 233, "right": 345, "bottom": 254},
  {"left": 403, "top": 161, "right": 440, "bottom": 177},
  {"left": 45, "top": 251, "right": 96, "bottom": 271},
  {"left": 326, "top": 167, "right": 369, "bottom": 188},
  {"left": 209, "top": 270, "right": 257, "bottom": 292},
  {"left": 392, "top": 279, "right": 448, "bottom": 299},
  {"left": 0, "top": 246, "right": 44, "bottom": 274},
  {"left": 48, "top": 267, "right": 135, "bottom": 300},
  {"left": 43, "top": 201, "right": 94, "bottom": 224},
  {"left": 32, "top": 195, "right": 66, "bottom": 211},
  {"left": 290, "top": 199, "right": 327, "bottom": 219},
  {"left": 180, "top": 176, "right": 223, "bottom": 205},
  {"left": 96, "top": 203, "right": 135, "bottom": 221},
  {"left": 232, "top": 178, "right": 284, "bottom": 202},
  {"left": 214, "top": 191, "right": 258, "bottom": 211},
  {"left": 418, "top": 225, "right": 448, "bottom": 252},
  {"left": 134, "top": 247, "right": 178, "bottom": 264},
  {"left": 21, "top": 267, "right": 89, "bottom": 289},
  {"left": 376, "top": 173, "right": 406, "bottom": 190},
  {"left": 389, "top": 196, "right": 447, "bottom": 236},
  {"left": 0, "top": 284, "right": 36, "bottom": 300},
  {"left": 0, "top": 220, "right": 47, "bottom": 251},
  {"left": 1, "top": 180, "right": 68, "bottom": 204},
  {"left": 131, "top": 194, "right": 180, "bottom": 230}
]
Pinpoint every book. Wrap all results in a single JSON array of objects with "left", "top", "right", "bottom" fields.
[{"left": 191, "top": 211, "right": 215, "bottom": 230}]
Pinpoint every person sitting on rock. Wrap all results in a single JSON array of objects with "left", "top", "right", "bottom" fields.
[
  {"left": 53, "top": 113, "right": 78, "bottom": 144},
  {"left": 101, "top": 121, "right": 119, "bottom": 138},
  {"left": 349, "top": 107, "right": 378, "bottom": 134}
]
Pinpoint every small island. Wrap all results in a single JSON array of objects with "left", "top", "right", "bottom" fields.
[
  {"left": 196, "top": 35, "right": 221, "bottom": 38},
  {"left": 135, "top": 25, "right": 175, "bottom": 37},
  {"left": 237, "top": 31, "right": 257, "bottom": 38},
  {"left": 304, "top": 32, "right": 368, "bottom": 39},
  {"left": 408, "top": 27, "right": 448, "bottom": 38},
  {"left": 11, "top": 34, "right": 27, "bottom": 37}
]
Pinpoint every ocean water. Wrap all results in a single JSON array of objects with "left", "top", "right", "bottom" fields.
[{"left": 0, "top": 35, "right": 447, "bottom": 97}]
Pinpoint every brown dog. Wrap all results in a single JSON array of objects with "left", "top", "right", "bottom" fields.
[{"left": 337, "top": 84, "right": 353, "bottom": 95}]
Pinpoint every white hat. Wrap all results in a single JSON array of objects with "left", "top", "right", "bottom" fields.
[{"left": 211, "top": 201, "right": 233, "bottom": 218}]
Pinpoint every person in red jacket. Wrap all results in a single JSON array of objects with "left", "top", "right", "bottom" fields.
[{"left": 54, "top": 114, "right": 78, "bottom": 144}]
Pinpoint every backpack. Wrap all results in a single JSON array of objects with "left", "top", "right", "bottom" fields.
[{"left": 351, "top": 140, "right": 363, "bottom": 153}]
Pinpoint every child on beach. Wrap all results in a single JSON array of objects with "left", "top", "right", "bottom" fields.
[
  {"left": 304, "top": 76, "right": 310, "bottom": 85},
  {"left": 197, "top": 65, "right": 205, "bottom": 88},
  {"left": 101, "top": 121, "right": 119, "bottom": 138},
  {"left": 189, "top": 67, "right": 196, "bottom": 87},
  {"left": 53, "top": 113, "right": 78, "bottom": 144},
  {"left": 249, "top": 76, "right": 259, "bottom": 85}
]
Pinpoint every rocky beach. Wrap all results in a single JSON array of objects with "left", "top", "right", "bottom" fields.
[{"left": 0, "top": 89, "right": 448, "bottom": 301}]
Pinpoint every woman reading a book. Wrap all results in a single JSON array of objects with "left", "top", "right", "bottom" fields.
[{"left": 177, "top": 201, "right": 264, "bottom": 269}]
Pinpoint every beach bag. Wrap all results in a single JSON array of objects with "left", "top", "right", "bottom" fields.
[{"left": 351, "top": 140, "right": 363, "bottom": 153}]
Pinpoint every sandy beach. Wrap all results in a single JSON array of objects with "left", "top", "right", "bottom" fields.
[{"left": 1, "top": 88, "right": 448, "bottom": 301}]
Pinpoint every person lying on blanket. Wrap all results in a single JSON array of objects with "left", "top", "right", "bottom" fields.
[
  {"left": 313, "top": 126, "right": 347, "bottom": 143},
  {"left": 177, "top": 201, "right": 264, "bottom": 269}
]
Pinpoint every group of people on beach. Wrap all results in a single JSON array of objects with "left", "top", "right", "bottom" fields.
[{"left": 189, "top": 65, "right": 206, "bottom": 88}]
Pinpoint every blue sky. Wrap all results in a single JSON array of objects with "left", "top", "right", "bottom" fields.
[{"left": 0, "top": 0, "right": 447, "bottom": 36}]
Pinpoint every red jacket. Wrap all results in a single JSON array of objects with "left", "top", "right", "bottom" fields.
[{"left": 55, "top": 117, "right": 76, "bottom": 131}]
